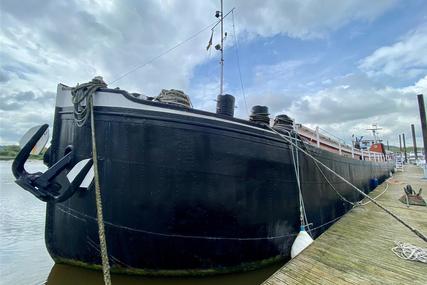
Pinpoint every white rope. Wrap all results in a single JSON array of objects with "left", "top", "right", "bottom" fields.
[
  {"left": 392, "top": 241, "right": 427, "bottom": 263},
  {"left": 357, "top": 182, "right": 389, "bottom": 206},
  {"left": 290, "top": 136, "right": 310, "bottom": 231},
  {"left": 313, "top": 159, "right": 358, "bottom": 206},
  {"left": 231, "top": 10, "right": 248, "bottom": 116}
]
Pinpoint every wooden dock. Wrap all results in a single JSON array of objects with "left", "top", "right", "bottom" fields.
[{"left": 263, "top": 165, "right": 427, "bottom": 285}]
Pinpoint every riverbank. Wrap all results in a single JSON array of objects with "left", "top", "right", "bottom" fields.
[{"left": 0, "top": 145, "right": 44, "bottom": 161}]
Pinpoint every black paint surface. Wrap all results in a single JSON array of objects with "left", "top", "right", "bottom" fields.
[{"left": 44, "top": 96, "right": 394, "bottom": 274}]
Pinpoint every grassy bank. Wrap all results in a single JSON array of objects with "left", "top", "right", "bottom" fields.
[{"left": 0, "top": 145, "right": 44, "bottom": 161}]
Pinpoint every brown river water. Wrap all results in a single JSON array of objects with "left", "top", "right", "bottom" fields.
[{"left": 0, "top": 160, "right": 283, "bottom": 285}]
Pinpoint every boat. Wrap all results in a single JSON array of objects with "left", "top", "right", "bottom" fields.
[{"left": 11, "top": 2, "right": 395, "bottom": 276}]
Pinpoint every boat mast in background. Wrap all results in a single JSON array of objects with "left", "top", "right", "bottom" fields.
[
  {"left": 411, "top": 124, "right": 418, "bottom": 160},
  {"left": 366, "top": 124, "right": 382, "bottom": 144}
]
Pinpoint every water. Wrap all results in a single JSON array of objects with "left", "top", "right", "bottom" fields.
[{"left": 0, "top": 160, "right": 282, "bottom": 285}]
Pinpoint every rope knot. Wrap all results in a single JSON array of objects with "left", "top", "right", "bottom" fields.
[{"left": 71, "top": 76, "right": 108, "bottom": 127}]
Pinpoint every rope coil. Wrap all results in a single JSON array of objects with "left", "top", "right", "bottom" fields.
[
  {"left": 392, "top": 241, "right": 427, "bottom": 263},
  {"left": 155, "top": 89, "right": 192, "bottom": 108},
  {"left": 71, "top": 77, "right": 107, "bottom": 127}
]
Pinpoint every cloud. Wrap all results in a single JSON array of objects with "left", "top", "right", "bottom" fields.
[
  {"left": 0, "top": 90, "right": 56, "bottom": 144},
  {"left": 359, "top": 24, "right": 427, "bottom": 79},
  {"left": 0, "top": 68, "right": 11, "bottom": 83},
  {"left": 285, "top": 74, "right": 426, "bottom": 144},
  {"left": 0, "top": 0, "right": 398, "bottom": 91},
  {"left": 254, "top": 60, "right": 313, "bottom": 86},
  {"left": 0, "top": 0, "right": 408, "bottom": 143},
  {"left": 234, "top": 0, "right": 397, "bottom": 39}
]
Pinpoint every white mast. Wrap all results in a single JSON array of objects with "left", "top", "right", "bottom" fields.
[
  {"left": 219, "top": 0, "right": 224, "bottom": 95},
  {"left": 366, "top": 124, "right": 382, "bottom": 144}
]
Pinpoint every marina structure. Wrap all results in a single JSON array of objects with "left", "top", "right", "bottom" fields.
[{"left": 263, "top": 164, "right": 427, "bottom": 285}]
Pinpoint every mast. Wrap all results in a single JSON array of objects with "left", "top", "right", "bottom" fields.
[
  {"left": 211, "top": 2, "right": 233, "bottom": 95},
  {"left": 402, "top": 133, "right": 408, "bottom": 163},
  {"left": 220, "top": 0, "right": 224, "bottom": 95},
  {"left": 366, "top": 124, "right": 382, "bottom": 144}
]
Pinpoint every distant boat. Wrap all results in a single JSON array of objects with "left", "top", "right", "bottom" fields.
[{"left": 11, "top": 1, "right": 395, "bottom": 276}]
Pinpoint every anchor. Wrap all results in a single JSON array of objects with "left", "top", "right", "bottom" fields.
[{"left": 11, "top": 124, "right": 93, "bottom": 202}]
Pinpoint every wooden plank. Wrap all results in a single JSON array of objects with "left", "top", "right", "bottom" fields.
[{"left": 263, "top": 165, "right": 427, "bottom": 285}]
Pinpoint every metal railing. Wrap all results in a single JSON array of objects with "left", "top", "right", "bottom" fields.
[{"left": 297, "top": 125, "right": 389, "bottom": 162}]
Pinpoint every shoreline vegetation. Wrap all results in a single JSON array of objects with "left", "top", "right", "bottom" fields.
[{"left": 0, "top": 145, "right": 44, "bottom": 161}]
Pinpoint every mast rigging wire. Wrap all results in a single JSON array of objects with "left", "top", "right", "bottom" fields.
[
  {"left": 110, "top": 8, "right": 236, "bottom": 86},
  {"left": 110, "top": 20, "right": 221, "bottom": 85},
  {"left": 231, "top": 10, "right": 249, "bottom": 116},
  {"left": 269, "top": 127, "right": 427, "bottom": 243}
]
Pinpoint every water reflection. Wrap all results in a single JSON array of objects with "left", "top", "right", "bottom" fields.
[
  {"left": 46, "top": 263, "right": 282, "bottom": 285},
  {"left": 0, "top": 160, "right": 283, "bottom": 285}
]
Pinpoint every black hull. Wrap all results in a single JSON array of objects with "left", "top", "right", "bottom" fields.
[{"left": 44, "top": 93, "right": 394, "bottom": 275}]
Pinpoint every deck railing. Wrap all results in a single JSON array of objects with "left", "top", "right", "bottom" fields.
[{"left": 296, "top": 125, "right": 391, "bottom": 162}]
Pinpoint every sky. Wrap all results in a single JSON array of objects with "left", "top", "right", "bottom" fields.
[{"left": 1, "top": 0, "right": 426, "bottom": 147}]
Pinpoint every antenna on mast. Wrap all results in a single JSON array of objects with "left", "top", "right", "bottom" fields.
[
  {"left": 208, "top": 3, "right": 234, "bottom": 95},
  {"left": 221, "top": 0, "right": 224, "bottom": 95},
  {"left": 366, "top": 124, "right": 383, "bottom": 143},
  {"left": 218, "top": 0, "right": 224, "bottom": 95}
]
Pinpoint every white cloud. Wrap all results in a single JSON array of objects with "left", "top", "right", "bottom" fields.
[
  {"left": 285, "top": 74, "right": 427, "bottom": 145},
  {"left": 233, "top": 0, "right": 397, "bottom": 39},
  {"left": 0, "top": 0, "right": 404, "bottom": 143},
  {"left": 359, "top": 25, "right": 427, "bottom": 79}
]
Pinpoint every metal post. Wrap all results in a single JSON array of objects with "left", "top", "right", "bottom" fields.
[
  {"left": 368, "top": 149, "right": 371, "bottom": 161},
  {"left": 315, "top": 126, "right": 320, "bottom": 148},
  {"left": 361, "top": 149, "right": 364, "bottom": 160},
  {"left": 417, "top": 94, "right": 427, "bottom": 178},
  {"left": 219, "top": 0, "right": 224, "bottom": 95},
  {"left": 399, "top": 134, "right": 402, "bottom": 152},
  {"left": 417, "top": 94, "right": 427, "bottom": 160},
  {"left": 402, "top": 133, "right": 407, "bottom": 163},
  {"left": 411, "top": 124, "right": 418, "bottom": 160},
  {"left": 387, "top": 140, "right": 390, "bottom": 151},
  {"left": 351, "top": 145, "right": 354, "bottom": 158}
]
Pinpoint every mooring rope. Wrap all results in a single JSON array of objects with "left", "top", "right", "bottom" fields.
[
  {"left": 357, "top": 182, "right": 390, "bottom": 206},
  {"left": 72, "top": 77, "right": 112, "bottom": 285},
  {"left": 313, "top": 158, "right": 358, "bottom": 206},
  {"left": 269, "top": 127, "right": 427, "bottom": 243},
  {"left": 314, "top": 158, "right": 391, "bottom": 207},
  {"left": 392, "top": 241, "right": 427, "bottom": 263},
  {"left": 71, "top": 77, "right": 107, "bottom": 127},
  {"left": 289, "top": 133, "right": 311, "bottom": 234},
  {"left": 90, "top": 96, "right": 112, "bottom": 285}
]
